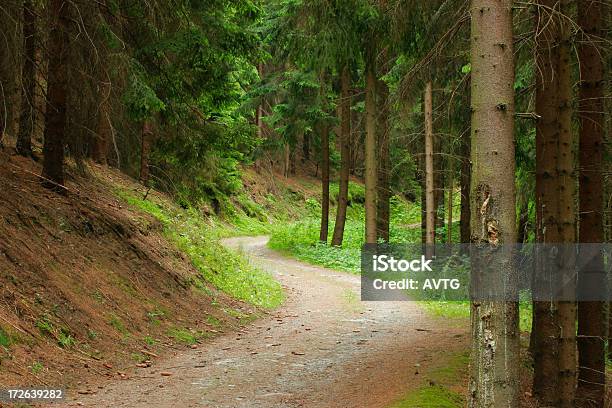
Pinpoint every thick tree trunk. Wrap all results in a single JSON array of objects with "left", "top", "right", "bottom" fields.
[
  {"left": 467, "top": 1, "right": 519, "bottom": 407},
  {"left": 16, "top": 0, "right": 36, "bottom": 157},
  {"left": 555, "top": 2, "right": 576, "bottom": 404},
  {"left": 331, "top": 65, "right": 351, "bottom": 246},
  {"left": 576, "top": 1, "right": 606, "bottom": 406},
  {"left": 424, "top": 82, "right": 435, "bottom": 247},
  {"left": 376, "top": 77, "right": 390, "bottom": 243},
  {"left": 532, "top": 1, "right": 561, "bottom": 403},
  {"left": 140, "top": 121, "right": 153, "bottom": 186},
  {"left": 460, "top": 132, "right": 471, "bottom": 243},
  {"left": 364, "top": 56, "right": 377, "bottom": 244},
  {"left": 319, "top": 121, "right": 330, "bottom": 243},
  {"left": 42, "top": 0, "right": 69, "bottom": 190},
  {"left": 92, "top": 80, "right": 111, "bottom": 164}
]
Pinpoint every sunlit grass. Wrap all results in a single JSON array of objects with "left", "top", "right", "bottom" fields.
[{"left": 117, "top": 190, "right": 284, "bottom": 309}]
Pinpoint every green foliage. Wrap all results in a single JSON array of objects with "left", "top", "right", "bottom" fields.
[
  {"left": 109, "top": 314, "right": 130, "bottom": 337},
  {"left": 392, "top": 385, "right": 464, "bottom": 408},
  {"left": 31, "top": 361, "right": 44, "bottom": 374},
  {"left": 144, "top": 335, "right": 157, "bottom": 346},
  {"left": 269, "top": 184, "right": 423, "bottom": 273},
  {"left": 118, "top": 190, "right": 284, "bottom": 309},
  {"left": 391, "top": 352, "right": 467, "bottom": 408},
  {"left": 167, "top": 327, "right": 206, "bottom": 345},
  {"left": 58, "top": 330, "right": 75, "bottom": 349},
  {"left": 0, "top": 326, "right": 13, "bottom": 347}
]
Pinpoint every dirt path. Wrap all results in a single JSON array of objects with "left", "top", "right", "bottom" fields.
[{"left": 60, "top": 236, "right": 467, "bottom": 408}]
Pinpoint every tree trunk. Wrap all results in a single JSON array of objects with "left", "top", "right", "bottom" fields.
[
  {"left": 424, "top": 82, "right": 435, "bottom": 247},
  {"left": 320, "top": 121, "right": 330, "bottom": 243},
  {"left": 302, "top": 132, "right": 310, "bottom": 162},
  {"left": 532, "top": 1, "right": 561, "bottom": 403},
  {"left": 376, "top": 77, "right": 390, "bottom": 243},
  {"left": 468, "top": 1, "right": 519, "bottom": 407},
  {"left": 42, "top": 0, "right": 69, "bottom": 191},
  {"left": 434, "top": 130, "right": 445, "bottom": 242},
  {"left": 364, "top": 55, "right": 377, "bottom": 244},
  {"left": 16, "top": 0, "right": 36, "bottom": 157},
  {"left": 140, "top": 121, "right": 153, "bottom": 186},
  {"left": 92, "top": 79, "right": 111, "bottom": 164},
  {"left": 516, "top": 199, "right": 529, "bottom": 244},
  {"left": 576, "top": 1, "right": 606, "bottom": 406},
  {"left": 555, "top": 2, "right": 576, "bottom": 404},
  {"left": 447, "top": 160, "right": 453, "bottom": 244},
  {"left": 331, "top": 65, "right": 351, "bottom": 247},
  {"left": 460, "top": 131, "right": 471, "bottom": 243},
  {"left": 284, "top": 143, "right": 290, "bottom": 178}
]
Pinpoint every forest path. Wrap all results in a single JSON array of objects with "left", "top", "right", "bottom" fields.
[{"left": 62, "top": 236, "right": 467, "bottom": 408}]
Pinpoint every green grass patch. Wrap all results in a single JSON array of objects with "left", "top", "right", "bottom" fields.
[
  {"left": 205, "top": 315, "right": 222, "bottom": 327},
  {"left": 31, "top": 361, "right": 44, "bottom": 374},
  {"left": 108, "top": 313, "right": 130, "bottom": 337},
  {"left": 167, "top": 327, "right": 207, "bottom": 345},
  {"left": 391, "top": 385, "right": 464, "bottom": 408},
  {"left": 0, "top": 326, "right": 14, "bottom": 347},
  {"left": 117, "top": 189, "right": 283, "bottom": 309},
  {"left": 391, "top": 352, "right": 468, "bottom": 408}
]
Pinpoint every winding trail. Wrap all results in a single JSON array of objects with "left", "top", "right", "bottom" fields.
[{"left": 63, "top": 236, "right": 467, "bottom": 408}]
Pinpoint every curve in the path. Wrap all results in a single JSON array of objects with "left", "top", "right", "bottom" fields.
[{"left": 61, "top": 236, "right": 467, "bottom": 408}]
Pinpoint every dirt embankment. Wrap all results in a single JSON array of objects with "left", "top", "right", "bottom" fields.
[{"left": 0, "top": 149, "right": 255, "bottom": 389}]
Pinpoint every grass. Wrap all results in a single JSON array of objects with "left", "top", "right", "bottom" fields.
[
  {"left": 268, "top": 186, "right": 450, "bottom": 274},
  {"left": 31, "top": 361, "right": 44, "bottom": 374},
  {"left": 167, "top": 327, "right": 208, "bottom": 345},
  {"left": 268, "top": 187, "right": 535, "bottom": 331},
  {"left": 0, "top": 326, "right": 13, "bottom": 347},
  {"left": 117, "top": 189, "right": 284, "bottom": 309},
  {"left": 108, "top": 313, "right": 130, "bottom": 337},
  {"left": 391, "top": 352, "right": 468, "bottom": 408}
]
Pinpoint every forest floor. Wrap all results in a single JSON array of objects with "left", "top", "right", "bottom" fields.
[{"left": 58, "top": 236, "right": 468, "bottom": 407}]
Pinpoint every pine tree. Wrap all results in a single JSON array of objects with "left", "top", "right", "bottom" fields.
[{"left": 468, "top": 1, "right": 519, "bottom": 405}]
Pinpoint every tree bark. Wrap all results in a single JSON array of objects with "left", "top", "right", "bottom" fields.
[
  {"left": 468, "top": 1, "right": 519, "bottom": 406},
  {"left": 576, "top": 1, "right": 606, "bottom": 406},
  {"left": 16, "top": 0, "right": 36, "bottom": 157},
  {"left": 532, "top": 2, "right": 561, "bottom": 403},
  {"left": 284, "top": 143, "right": 290, "bottom": 178},
  {"left": 447, "top": 160, "right": 453, "bottom": 244},
  {"left": 424, "top": 82, "right": 435, "bottom": 247},
  {"left": 42, "top": 0, "right": 69, "bottom": 190},
  {"left": 376, "top": 77, "right": 390, "bottom": 243},
  {"left": 331, "top": 65, "right": 351, "bottom": 246},
  {"left": 460, "top": 131, "right": 471, "bottom": 243},
  {"left": 364, "top": 54, "right": 377, "bottom": 244},
  {"left": 140, "top": 121, "right": 153, "bottom": 186},
  {"left": 516, "top": 199, "right": 529, "bottom": 244},
  {"left": 555, "top": 2, "right": 577, "bottom": 404},
  {"left": 92, "top": 79, "right": 111, "bottom": 164},
  {"left": 319, "top": 121, "right": 330, "bottom": 243}
]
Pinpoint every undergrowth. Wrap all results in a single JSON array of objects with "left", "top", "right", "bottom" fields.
[
  {"left": 117, "top": 190, "right": 284, "bottom": 309},
  {"left": 268, "top": 184, "right": 535, "bottom": 331}
]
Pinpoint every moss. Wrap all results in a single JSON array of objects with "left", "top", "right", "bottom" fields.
[
  {"left": 391, "top": 385, "right": 464, "bottom": 408},
  {"left": 391, "top": 352, "right": 468, "bottom": 408}
]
